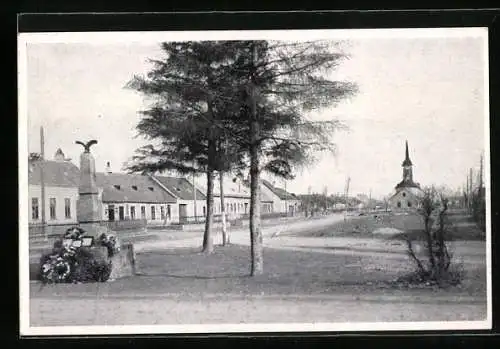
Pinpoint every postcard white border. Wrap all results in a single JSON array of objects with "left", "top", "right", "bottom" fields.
[{"left": 18, "top": 27, "right": 492, "bottom": 336}]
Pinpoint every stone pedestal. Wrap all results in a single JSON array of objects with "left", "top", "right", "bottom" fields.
[
  {"left": 109, "top": 243, "right": 137, "bottom": 279},
  {"left": 77, "top": 150, "right": 103, "bottom": 236},
  {"left": 78, "top": 222, "right": 108, "bottom": 238}
]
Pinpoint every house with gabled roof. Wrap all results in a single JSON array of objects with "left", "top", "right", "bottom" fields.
[
  {"left": 96, "top": 171, "right": 177, "bottom": 225},
  {"left": 261, "top": 179, "right": 302, "bottom": 215},
  {"left": 149, "top": 175, "right": 207, "bottom": 223},
  {"left": 28, "top": 148, "right": 206, "bottom": 228},
  {"left": 28, "top": 153, "right": 80, "bottom": 226}
]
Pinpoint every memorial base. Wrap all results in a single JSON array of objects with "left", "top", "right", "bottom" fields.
[{"left": 30, "top": 243, "right": 137, "bottom": 282}]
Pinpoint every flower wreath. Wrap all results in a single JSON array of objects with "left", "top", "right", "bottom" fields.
[{"left": 39, "top": 227, "right": 120, "bottom": 284}]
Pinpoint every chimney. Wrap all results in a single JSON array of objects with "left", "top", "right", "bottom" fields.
[
  {"left": 105, "top": 161, "right": 112, "bottom": 174},
  {"left": 54, "top": 148, "right": 65, "bottom": 162}
]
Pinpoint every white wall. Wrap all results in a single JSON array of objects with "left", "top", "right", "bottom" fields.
[
  {"left": 28, "top": 185, "right": 79, "bottom": 225},
  {"left": 103, "top": 202, "right": 178, "bottom": 225},
  {"left": 177, "top": 199, "right": 206, "bottom": 222},
  {"left": 389, "top": 190, "right": 421, "bottom": 211},
  {"left": 260, "top": 184, "right": 281, "bottom": 213},
  {"left": 212, "top": 195, "right": 250, "bottom": 218}
]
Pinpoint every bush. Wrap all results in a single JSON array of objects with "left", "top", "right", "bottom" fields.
[{"left": 404, "top": 187, "right": 464, "bottom": 287}]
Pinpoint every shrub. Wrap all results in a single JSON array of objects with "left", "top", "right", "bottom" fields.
[{"left": 404, "top": 187, "right": 463, "bottom": 287}]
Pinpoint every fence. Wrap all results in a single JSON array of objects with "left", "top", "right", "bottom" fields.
[
  {"left": 29, "top": 223, "right": 77, "bottom": 239},
  {"left": 101, "top": 219, "right": 147, "bottom": 231}
]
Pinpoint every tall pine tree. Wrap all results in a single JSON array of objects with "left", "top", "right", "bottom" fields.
[{"left": 125, "top": 41, "right": 245, "bottom": 253}]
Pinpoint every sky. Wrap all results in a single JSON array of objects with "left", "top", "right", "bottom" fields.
[{"left": 23, "top": 30, "right": 488, "bottom": 199}]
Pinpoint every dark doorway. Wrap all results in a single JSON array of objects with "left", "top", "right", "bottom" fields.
[
  {"left": 179, "top": 204, "right": 188, "bottom": 223},
  {"left": 119, "top": 206, "right": 125, "bottom": 220},
  {"left": 108, "top": 205, "right": 115, "bottom": 221}
]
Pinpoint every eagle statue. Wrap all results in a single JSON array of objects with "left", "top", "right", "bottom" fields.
[{"left": 75, "top": 140, "right": 98, "bottom": 153}]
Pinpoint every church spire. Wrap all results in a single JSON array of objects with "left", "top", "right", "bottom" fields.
[{"left": 402, "top": 140, "right": 412, "bottom": 167}]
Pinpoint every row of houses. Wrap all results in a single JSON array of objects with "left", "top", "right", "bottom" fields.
[{"left": 28, "top": 149, "right": 301, "bottom": 228}]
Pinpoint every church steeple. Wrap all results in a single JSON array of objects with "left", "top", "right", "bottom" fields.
[
  {"left": 402, "top": 140, "right": 412, "bottom": 167},
  {"left": 395, "top": 140, "right": 419, "bottom": 189}
]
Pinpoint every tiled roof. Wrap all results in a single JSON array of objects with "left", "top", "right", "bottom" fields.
[
  {"left": 153, "top": 176, "right": 207, "bottom": 201},
  {"left": 240, "top": 179, "right": 274, "bottom": 203},
  {"left": 28, "top": 160, "right": 177, "bottom": 203},
  {"left": 262, "top": 180, "right": 298, "bottom": 201},
  {"left": 390, "top": 186, "right": 424, "bottom": 200},
  {"left": 261, "top": 191, "right": 274, "bottom": 203},
  {"left": 395, "top": 179, "right": 420, "bottom": 190},
  {"left": 198, "top": 177, "right": 251, "bottom": 199},
  {"left": 28, "top": 160, "right": 80, "bottom": 188},
  {"left": 95, "top": 173, "right": 177, "bottom": 203}
]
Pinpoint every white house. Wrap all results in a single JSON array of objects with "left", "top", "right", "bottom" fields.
[
  {"left": 196, "top": 176, "right": 251, "bottom": 219},
  {"left": 95, "top": 171, "right": 178, "bottom": 225},
  {"left": 28, "top": 149, "right": 206, "bottom": 228},
  {"left": 150, "top": 175, "right": 207, "bottom": 223},
  {"left": 28, "top": 154, "right": 80, "bottom": 226},
  {"left": 261, "top": 180, "right": 301, "bottom": 215}
]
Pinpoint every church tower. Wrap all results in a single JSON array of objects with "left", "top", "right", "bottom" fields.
[
  {"left": 402, "top": 140, "right": 413, "bottom": 183},
  {"left": 395, "top": 140, "right": 419, "bottom": 189}
]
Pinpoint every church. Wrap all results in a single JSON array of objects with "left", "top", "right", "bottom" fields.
[{"left": 388, "top": 141, "right": 424, "bottom": 211}]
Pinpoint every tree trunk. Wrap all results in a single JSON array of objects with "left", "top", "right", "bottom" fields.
[
  {"left": 424, "top": 215, "right": 436, "bottom": 271},
  {"left": 202, "top": 169, "right": 215, "bottom": 253},
  {"left": 219, "top": 171, "right": 229, "bottom": 245},
  {"left": 249, "top": 43, "right": 263, "bottom": 276},
  {"left": 249, "top": 140, "right": 263, "bottom": 275}
]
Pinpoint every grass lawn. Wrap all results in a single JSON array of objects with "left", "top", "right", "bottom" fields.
[
  {"left": 284, "top": 210, "right": 485, "bottom": 241},
  {"left": 32, "top": 243, "right": 486, "bottom": 299},
  {"left": 29, "top": 243, "right": 487, "bottom": 326}
]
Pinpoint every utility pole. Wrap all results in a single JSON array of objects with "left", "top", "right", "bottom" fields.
[
  {"left": 369, "top": 188, "right": 372, "bottom": 212},
  {"left": 479, "top": 153, "right": 484, "bottom": 196},
  {"left": 284, "top": 179, "right": 288, "bottom": 217},
  {"left": 344, "top": 176, "right": 350, "bottom": 222},
  {"left": 40, "top": 126, "right": 47, "bottom": 241},
  {"left": 469, "top": 167, "right": 473, "bottom": 214},
  {"left": 193, "top": 171, "right": 197, "bottom": 222}
]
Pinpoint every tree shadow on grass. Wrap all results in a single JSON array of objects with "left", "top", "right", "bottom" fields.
[
  {"left": 136, "top": 247, "right": 203, "bottom": 256},
  {"left": 293, "top": 245, "right": 407, "bottom": 256},
  {"left": 134, "top": 272, "right": 251, "bottom": 280}
]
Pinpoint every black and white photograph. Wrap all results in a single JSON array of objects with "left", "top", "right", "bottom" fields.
[{"left": 18, "top": 28, "right": 491, "bottom": 335}]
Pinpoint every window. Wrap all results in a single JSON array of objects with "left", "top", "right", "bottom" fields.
[
  {"left": 402, "top": 192, "right": 406, "bottom": 197},
  {"left": 167, "top": 204, "right": 171, "bottom": 219},
  {"left": 408, "top": 202, "right": 412, "bottom": 208},
  {"left": 49, "top": 198, "right": 56, "bottom": 220},
  {"left": 114, "top": 185, "right": 121, "bottom": 190},
  {"left": 151, "top": 206, "right": 156, "bottom": 220},
  {"left": 64, "top": 198, "right": 71, "bottom": 218},
  {"left": 130, "top": 206, "right": 136, "bottom": 220},
  {"left": 31, "top": 198, "right": 39, "bottom": 220},
  {"left": 160, "top": 206, "right": 165, "bottom": 220},
  {"left": 203, "top": 206, "right": 206, "bottom": 216},
  {"left": 397, "top": 201, "right": 401, "bottom": 208},
  {"left": 132, "top": 185, "right": 138, "bottom": 191},
  {"left": 148, "top": 187, "right": 154, "bottom": 191},
  {"left": 141, "top": 206, "right": 146, "bottom": 219}
]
